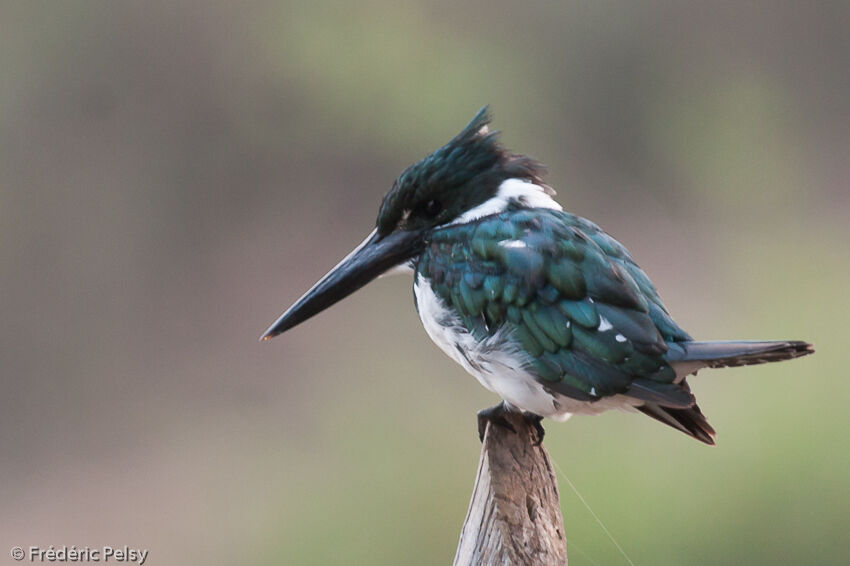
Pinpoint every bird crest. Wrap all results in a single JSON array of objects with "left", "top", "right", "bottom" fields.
[{"left": 376, "top": 106, "right": 546, "bottom": 235}]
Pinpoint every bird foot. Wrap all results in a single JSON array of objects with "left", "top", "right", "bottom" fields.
[
  {"left": 523, "top": 412, "right": 546, "bottom": 446},
  {"left": 476, "top": 402, "right": 546, "bottom": 445},
  {"left": 477, "top": 402, "right": 515, "bottom": 442}
]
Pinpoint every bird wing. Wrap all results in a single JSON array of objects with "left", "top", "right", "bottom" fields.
[{"left": 418, "top": 208, "right": 693, "bottom": 404}]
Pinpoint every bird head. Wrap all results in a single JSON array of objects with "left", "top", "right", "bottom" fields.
[{"left": 261, "top": 106, "right": 546, "bottom": 340}]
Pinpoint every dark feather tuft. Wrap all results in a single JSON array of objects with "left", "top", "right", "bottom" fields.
[
  {"left": 638, "top": 402, "right": 717, "bottom": 445},
  {"left": 376, "top": 107, "right": 547, "bottom": 235}
]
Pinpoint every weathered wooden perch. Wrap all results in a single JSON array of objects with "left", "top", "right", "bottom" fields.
[{"left": 454, "top": 412, "right": 567, "bottom": 565}]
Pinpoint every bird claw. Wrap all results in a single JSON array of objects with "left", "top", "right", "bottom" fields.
[
  {"left": 476, "top": 402, "right": 546, "bottom": 445},
  {"left": 477, "top": 402, "right": 516, "bottom": 441},
  {"left": 524, "top": 413, "right": 546, "bottom": 446}
]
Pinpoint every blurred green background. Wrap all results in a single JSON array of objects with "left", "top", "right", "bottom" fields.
[{"left": 1, "top": 2, "right": 847, "bottom": 564}]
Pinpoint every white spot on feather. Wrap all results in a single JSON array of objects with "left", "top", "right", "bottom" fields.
[
  {"left": 615, "top": 333, "right": 627, "bottom": 343},
  {"left": 598, "top": 316, "right": 613, "bottom": 332},
  {"left": 499, "top": 239, "right": 527, "bottom": 249}
]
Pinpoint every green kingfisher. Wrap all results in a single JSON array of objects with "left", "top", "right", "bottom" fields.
[{"left": 261, "top": 107, "right": 813, "bottom": 445}]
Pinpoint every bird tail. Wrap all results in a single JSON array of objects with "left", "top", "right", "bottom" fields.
[
  {"left": 639, "top": 340, "right": 814, "bottom": 445},
  {"left": 666, "top": 340, "right": 813, "bottom": 369}
]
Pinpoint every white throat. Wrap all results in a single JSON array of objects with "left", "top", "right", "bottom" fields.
[{"left": 449, "top": 178, "right": 562, "bottom": 226}]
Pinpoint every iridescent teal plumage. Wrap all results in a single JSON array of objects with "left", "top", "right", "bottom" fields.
[{"left": 418, "top": 208, "right": 686, "bottom": 401}]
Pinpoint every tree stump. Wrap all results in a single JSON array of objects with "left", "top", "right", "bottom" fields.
[{"left": 454, "top": 411, "right": 568, "bottom": 565}]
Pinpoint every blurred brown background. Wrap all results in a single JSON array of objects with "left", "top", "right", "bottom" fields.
[{"left": 1, "top": 2, "right": 847, "bottom": 564}]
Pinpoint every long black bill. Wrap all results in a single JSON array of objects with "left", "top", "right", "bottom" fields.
[{"left": 260, "top": 227, "right": 427, "bottom": 341}]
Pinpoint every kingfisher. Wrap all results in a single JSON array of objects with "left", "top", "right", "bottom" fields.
[{"left": 261, "top": 107, "right": 813, "bottom": 445}]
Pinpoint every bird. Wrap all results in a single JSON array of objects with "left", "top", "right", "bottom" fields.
[{"left": 261, "top": 107, "right": 813, "bottom": 445}]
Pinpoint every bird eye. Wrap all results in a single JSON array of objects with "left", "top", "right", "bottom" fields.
[{"left": 424, "top": 199, "right": 442, "bottom": 217}]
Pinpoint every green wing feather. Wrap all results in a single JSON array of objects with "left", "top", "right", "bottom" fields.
[{"left": 417, "top": 209, "right": 691, "bottom": 403}]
